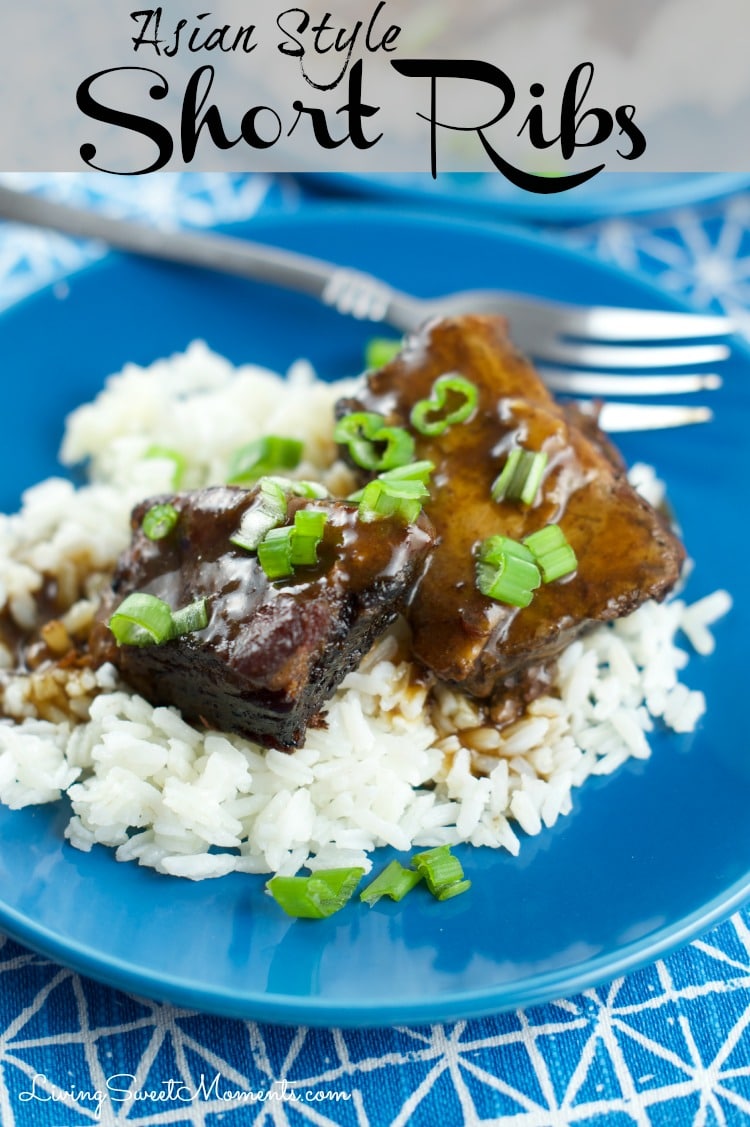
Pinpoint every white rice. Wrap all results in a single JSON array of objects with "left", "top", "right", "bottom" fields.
[{"left": 0, "top": 343, "right": 732, "bottom": 878}]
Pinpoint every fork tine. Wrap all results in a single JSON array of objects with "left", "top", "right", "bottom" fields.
[
  {"left": 535, "top": 304, "right": 732, "bottom": 342},
  {"left": 539, "top": 369, "right": 722, "bottom": 396},
  {"left": 597, "top": 403, "right": 713, "bottom": 431},
  {"left": 531, "top": 339, "right": 730, "bottom": 369}
]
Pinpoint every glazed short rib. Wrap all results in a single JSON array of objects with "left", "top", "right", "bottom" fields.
[
  {"left": 90, "top": 485, "right": 434, "bottom": 749},
  {"left": 336, "top": 314, "right": 685, "bottom": 705}
]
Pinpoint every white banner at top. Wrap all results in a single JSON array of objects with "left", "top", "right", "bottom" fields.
[{"left": 0, "top": 0, "right": 748, "bottom": 178}]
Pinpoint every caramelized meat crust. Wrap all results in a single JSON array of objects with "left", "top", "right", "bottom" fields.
[
  {"left": 336, "top": 314, "right": 685, "bottom": 698},
  {"left": 90, "top": 486, "right": 434, "bottom": 749}
]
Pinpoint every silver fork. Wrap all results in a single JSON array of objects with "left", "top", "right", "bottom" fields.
[{"left": 0, "top": 185, "right": 731, "bottom": 431}]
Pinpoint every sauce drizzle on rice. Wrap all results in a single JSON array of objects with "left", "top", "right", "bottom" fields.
[{"left": 0, "top": 339, "right": 731, "bottom": 880}]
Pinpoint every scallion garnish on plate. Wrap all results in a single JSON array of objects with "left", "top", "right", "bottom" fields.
[
  {"left": 169, "top": 598, "right": 209, "bottom": 638},
  {"left": 334, "top": 412, "right": 415, "bottom": 472},
  {"left": 272, "top": 479, "right": 329, "bottom": 499},
  {"left": 144, "top": 445, "right": 187, "bottom": 489},
  {"left": 257, "top": 526, "right": 295, "bottom": 580},
  {"left": 230, "top": 478, "right": 288, "bottom": 552},
  {"left": 476, "top": 536, "right": 542, "bottom": 608},
  {"left": 141, "top": 502, "right": 179, "bottom": 541},
  {"left": 360, "top": 860, "right": 422, "bottom": 905},
  {"left": 357, "top": 476, "right": 430, "bottom": 524},
  {"left": 290, "top": 510, "right": 328, "bottom": 567},
  {"left": 109, "top": 592, "right": 208, "bottom": 647},
  {"left": 410, "top": 373, "right": 478, "bottom": 436},
  {"left": 266, "top": 868, "right": 365, "bottom": 919},
  {"left": 267, "top": 848, "right": 470, "bottom": 919},
  {"left": 379, "top": 460, "right": 434, "bottom": 485},
  {"left": 524, "top": 524, "right": 578, "bottom": 582},
  {"left": 412, "top": 845, "right": 471, "bottom": 901},
  {"left": 365, "top": 337, "right": 402, "bottom": 370},
  {"left": 491, "top": 449, "right": 548, "bottom": 506},
  {"left": 355, "top": 460, "right": 434, "bottom": 524},
  {"left": 227, "top": 436, "right": 303, "bottom": 486},
  {"left": 256, "top": 509, "right": 329, "bottom": 580}
]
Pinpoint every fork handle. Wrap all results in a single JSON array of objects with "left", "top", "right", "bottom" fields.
[{"left": 0, "top": 185, "right": 423, "bottom": 331}]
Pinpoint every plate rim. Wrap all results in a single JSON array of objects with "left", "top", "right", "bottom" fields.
[
  {"left": 1, "top": 866, "right": 750, "bottom": 1027},
  {"left": 0, "top": 203, "right": 746, "bottom": 1026}
]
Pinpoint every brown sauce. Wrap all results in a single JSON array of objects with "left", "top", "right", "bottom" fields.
[{"left": 337, "top": 314, "right": 685, "bottom": 699}]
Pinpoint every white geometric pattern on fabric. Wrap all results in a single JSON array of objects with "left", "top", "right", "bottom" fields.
[
  {"left": 0, "top": 172, "right": 299, "bottom": 313},
  {"left": 1, "top": 917, "right": 750, "bottom": 1125},
  {"left": 564, "top": 192, "right": 750, "bottom": 339}
]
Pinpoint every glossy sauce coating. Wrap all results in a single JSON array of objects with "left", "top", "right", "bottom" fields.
[
  {"left": 91, "top": 485, "right": 434, "bottom": 748},
  {"left": 337, "top": 314, "right": 685, "bottom": 697}
]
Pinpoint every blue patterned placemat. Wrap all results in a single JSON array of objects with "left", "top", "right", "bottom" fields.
[
  {"left": 0, "top": 917, "right": 748, "bottom": 1125},
  {"left": 0, "top": 173, "right": 749, "bottom": 1127}
]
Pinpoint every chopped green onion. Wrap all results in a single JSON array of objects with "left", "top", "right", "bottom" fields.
[
  {"left": 230, "top": 479, "right": 288, "bottom": 552},
  {"left": 255, "top": 508, "right": 328, "bottom": 578},
  {"left": 378, "top": 460, "right": 434, "bottom": 486},
  {"left": 478, "top": 534, "right": 535, "bottom": 568},
  {"left": 369, "top": 479, "right": 429, "bottom": 501},
  {"left": 141, "top": 503, "right": 179, "bottom": 541},
  {"left": 360, "top": 860, "right": 422, "bottom": 905},
  {"left": 334, "top": 412, "right": 415, "bottom": 472},
  {"left": 410, "top": 373, "right": 478, "bottom": 436},
  {"left": 476, "top": 536, "right": 541, "bottom": 608},
  {"left": 257, "top": 526, "right": 295, "bottom": 579},
  {"left": 434, "top": 879, "right": 472, "bottom": 901},
  {"left": 266, "top": 876, "right": 325, "bottom": 918},
  {"left": 358, "top": 477, "right": 429, "bottom": 524},
  {"left": 266, "top": 478, "right": 329, "bottom": 499},
  {"left": 227, "top": 436, "right": 303, "bottom": 486},
  {"left": 524, "top": 524, "right": 578, "bottom": 582},
  {"left": 290, "top": 509, "right": 327, "bottom": 566},
  {"left": 108, "top": 592, "right": 174, "bottom": 647},
  {"left": 476, "top": 556, "right": 539, "bottom": 607},
  {"left": 349, "top": 461, "right": 434, "bottom": 506},
  {"left": 145, "top": 445, "right": 187, "bottom": 488},
  {"left": 365, "top": 337, "right": 402, "bottom": 370},
  {"left": 292, "top": 509, "right": 327, "bottom": 538},
  {"left": 492, "top": 449, "right": 548, "bottom": 506},
  {"left": 312, "top": 867, "right": 365, "bottom": 900},
  {"left": 266, "top": 867, "right": 365, "bottom": 918},
  {"left": 169, "top": 597, "right": 208, "bottom": 638},
  {"left": 412, "top": 846, "right": 471, "bottom": 900},
  {"left": 109, "top": 592, "right": 210, "bottom": 647}
]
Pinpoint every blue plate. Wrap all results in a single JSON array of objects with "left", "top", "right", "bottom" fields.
[
  {"left": 0, "top": 209, "right": 747, "bottom": 1027},
  {"left": 306, "top": 172, "right": 750, "bottom": 224}
]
